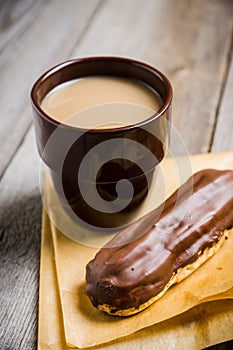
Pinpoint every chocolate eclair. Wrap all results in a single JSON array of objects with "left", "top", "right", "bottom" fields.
[{"left": 85, "top": 169, "right": 233, "bottom": 316}]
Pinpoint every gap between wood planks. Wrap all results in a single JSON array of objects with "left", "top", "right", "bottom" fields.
[
  {"left": 66, "top": 0, "right": 106, "bottom": 59},
  {"left": 208, "top": 22, "right": 233, "bottom": 152}
]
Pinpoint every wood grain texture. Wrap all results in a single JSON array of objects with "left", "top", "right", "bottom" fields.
[
  {"left": 0, "top": 128, "right": 41, "bottom": 350},
  {"left": 0, "top": 0, "right": 101, "bottom": 179},
  {"left": 0, "top": 0, "right": 46, "bottom": 58},
  {"left": 73, "top": 0, "right": 233, "bottom": 155},
  {"left": 212, "top": 50, "right": 233, "bottom": 152}
]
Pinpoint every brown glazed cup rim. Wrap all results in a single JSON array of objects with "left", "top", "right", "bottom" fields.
[{"left": 30, "top": 56, "right": 173, "bottom": 133}]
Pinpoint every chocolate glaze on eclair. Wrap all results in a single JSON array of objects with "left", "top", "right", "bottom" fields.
[{"left": 85, "top": 169, "right": 233, "bottom": 316}]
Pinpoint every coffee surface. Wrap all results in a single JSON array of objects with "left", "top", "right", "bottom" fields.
[{"left": 41, "top": 76, "right": 161, "bottom": 128}]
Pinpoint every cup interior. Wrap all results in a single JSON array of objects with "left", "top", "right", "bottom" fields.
[{"left": 31, "top": 56, "right": 172, "bottom": 131}]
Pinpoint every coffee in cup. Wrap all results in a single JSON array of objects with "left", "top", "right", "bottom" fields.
[
  {"left": 31, "top": 57, "right": 172, "bottom": 229},
  {"left": 41, "top": 75, "right": 162, "bottom": 128}
]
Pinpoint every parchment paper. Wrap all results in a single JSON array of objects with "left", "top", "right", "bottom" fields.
[
  {"left": 38, "top": 210, "right": 233, "bottom": 350},
  {"left": 39, "top": 152, "right": 233, "bottom": 349}
]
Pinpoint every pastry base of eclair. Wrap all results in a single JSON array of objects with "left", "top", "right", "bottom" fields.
[{"left": 97, "top": 229, "right": 230, "bottom": 316}]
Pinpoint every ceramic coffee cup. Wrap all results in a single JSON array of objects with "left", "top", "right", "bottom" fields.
[{"left": 31, "top": 56, "right": 172, "bottom": 229}]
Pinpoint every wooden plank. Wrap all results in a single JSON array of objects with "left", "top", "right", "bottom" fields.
[
  {"left": 0, "top": 127, "right": 41, "bottom": 350},
  {"left": 73, "top": 0, "right": 233, "bottom": 155},
  {"left": 211, "top": 52, "right": 233, "bottom": 152},
  {"left": 0, "top": 0, "right": 46, "bottom": 59},
  {"left": 0, "top": 0, "right": 101, "bottom": 179}
]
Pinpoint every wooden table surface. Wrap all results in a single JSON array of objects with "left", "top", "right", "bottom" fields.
[{"left": 0, "top": 1, "right": 233, "bottom": 349}]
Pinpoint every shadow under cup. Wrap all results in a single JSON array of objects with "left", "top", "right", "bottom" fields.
[{"left": 31, "top": 57, "right": 172, "bottom": 229}]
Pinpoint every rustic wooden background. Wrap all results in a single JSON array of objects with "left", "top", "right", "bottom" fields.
[{"left": 0, "top": 0, "right": 232, "bottom": 349}]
